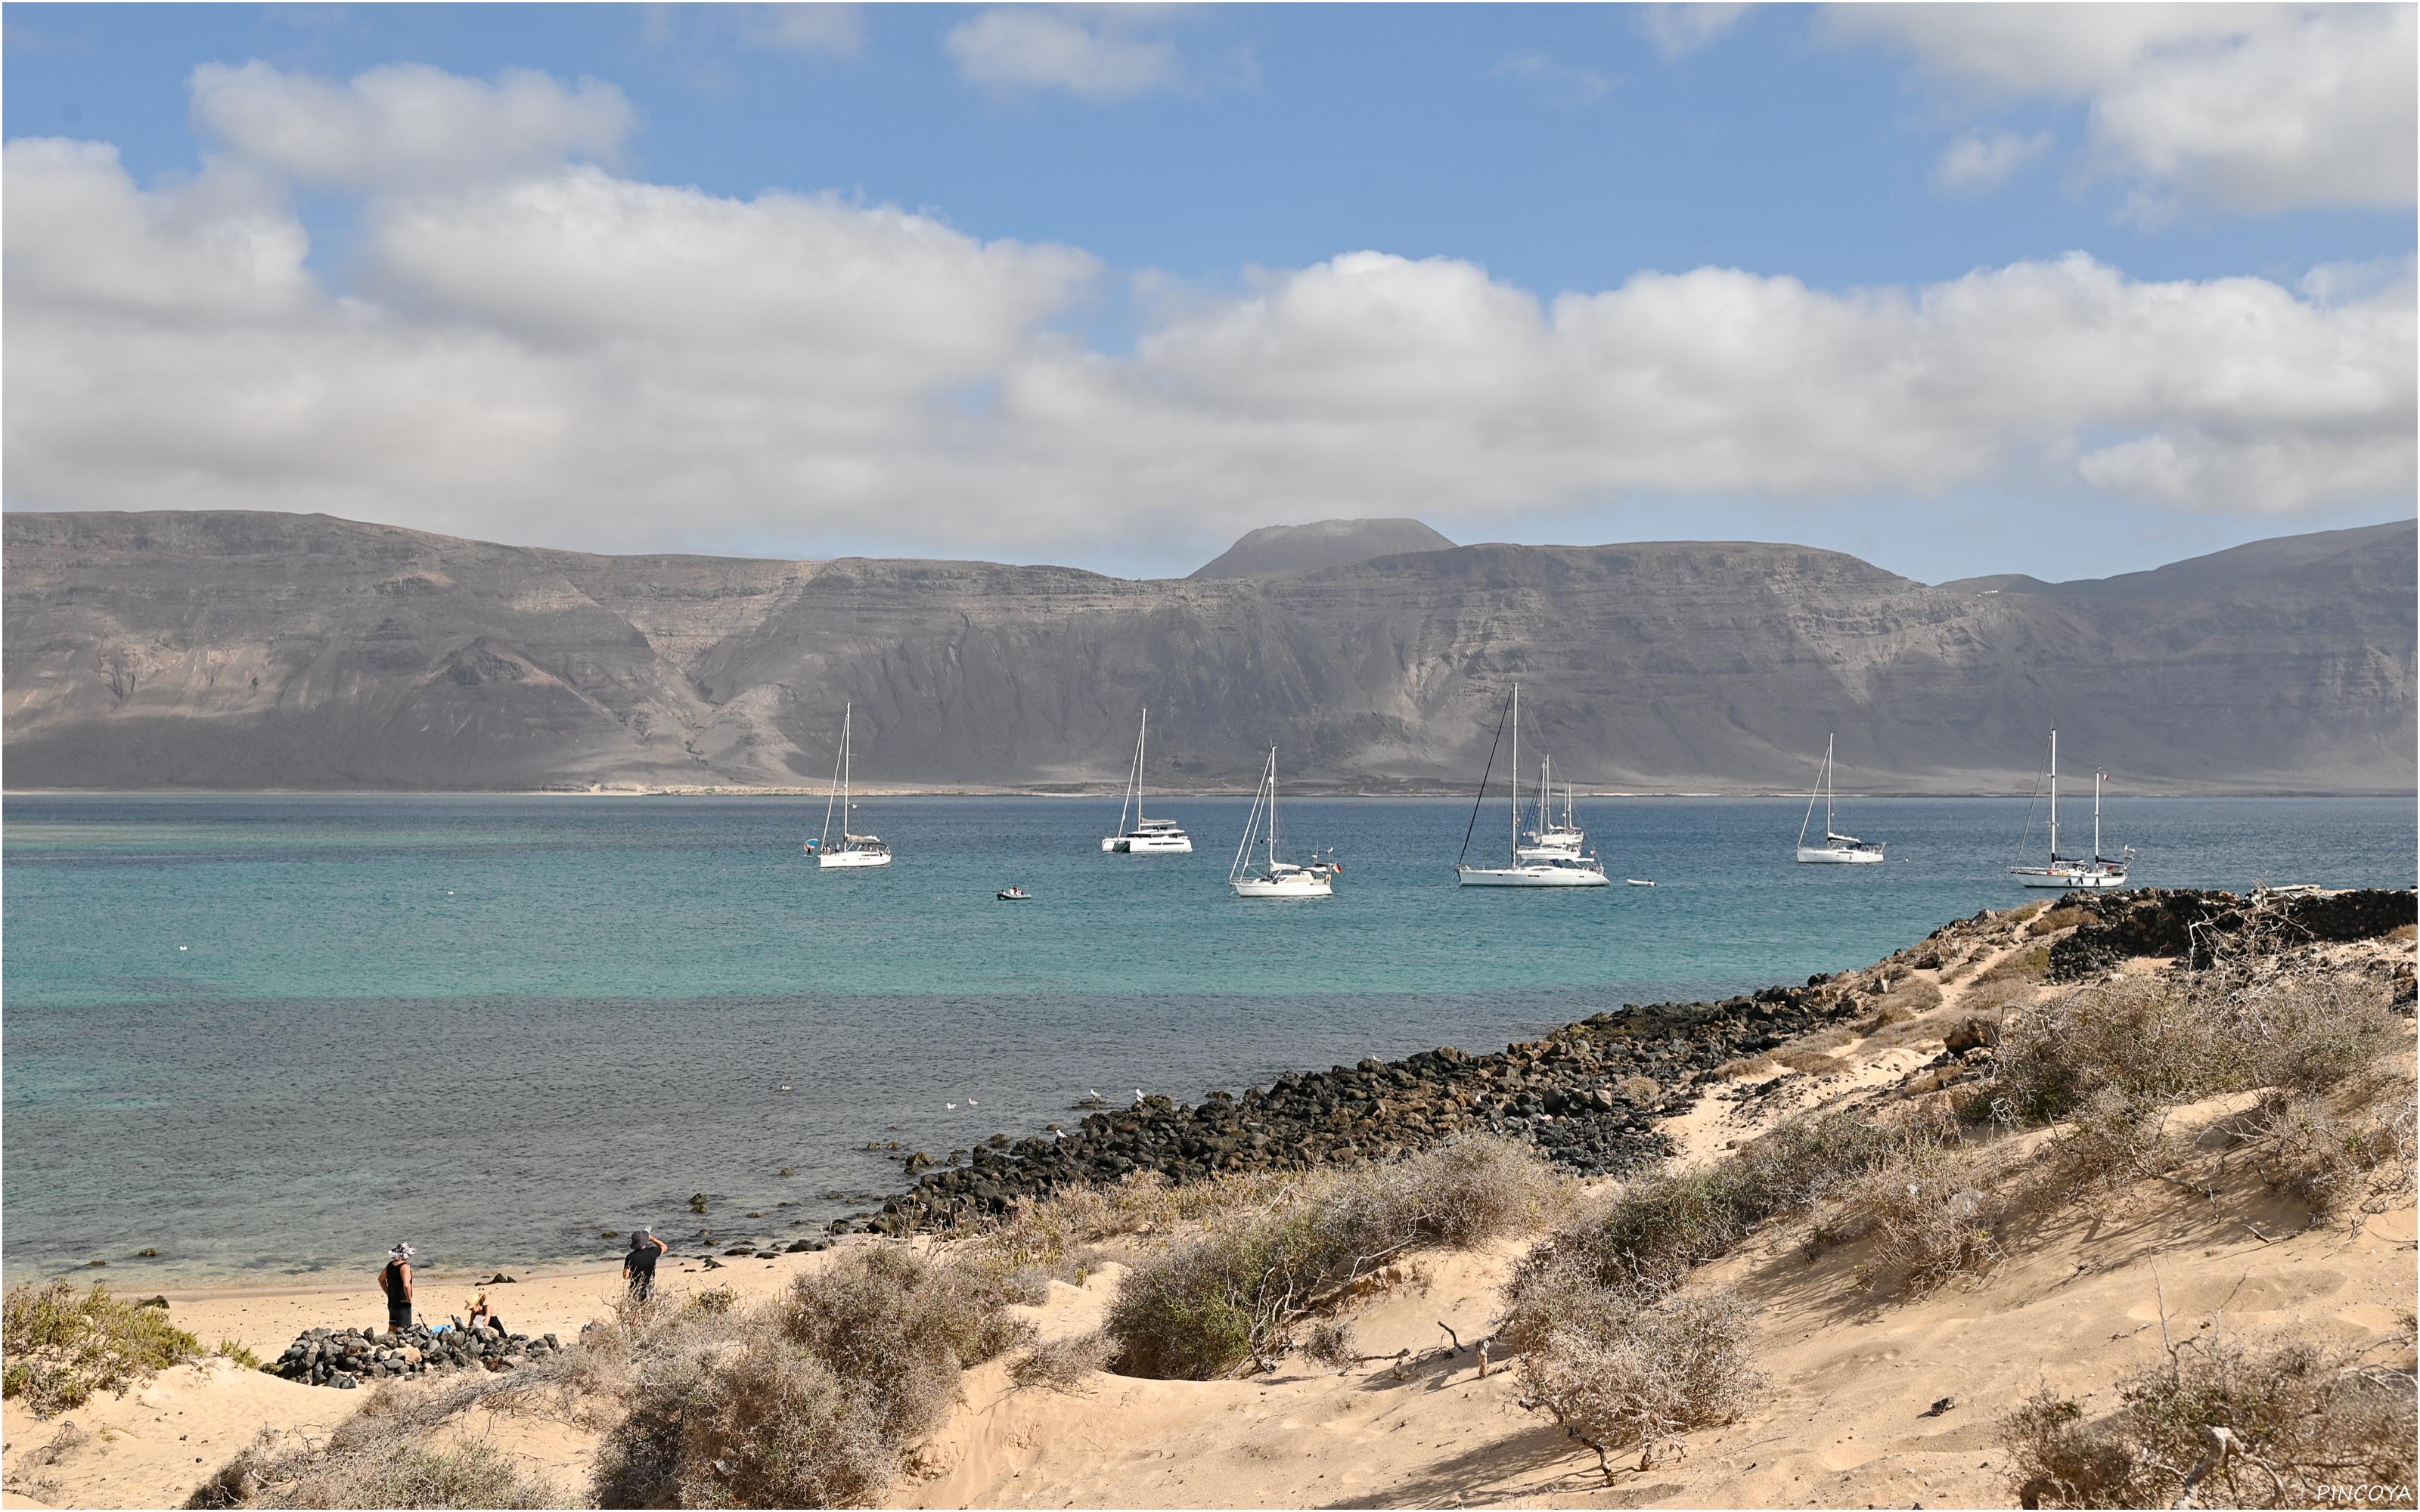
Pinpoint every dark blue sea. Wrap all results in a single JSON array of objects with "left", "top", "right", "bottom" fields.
[{"left": 4, "top": 793, "right": 2411, "bottom": 1284}]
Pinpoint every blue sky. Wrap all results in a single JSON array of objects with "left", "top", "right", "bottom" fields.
[{"left": 5, "top": 4, "right": 2413, "bottom": 581}]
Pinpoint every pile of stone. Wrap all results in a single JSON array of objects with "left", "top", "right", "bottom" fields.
[{"left": 268, "top": 1321, "right": 563, "bottom": 1389}]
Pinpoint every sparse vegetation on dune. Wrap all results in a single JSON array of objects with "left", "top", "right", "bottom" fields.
[
  {"left": 2000, "top": 1325, "right": 2418, "bottom": 1508},
  {"left": 3, "top": 1280, "right": 204, "bottom": 1416},
  {"left": 189, "top": 1379, "right": 570, "bottom": 1509},
  {"left": 1106, "top": 1134, "right": 1575, "bottom": 1380},
  {"left": 1516, "top": 1282, "right": 1762, "bottom": 1476}
]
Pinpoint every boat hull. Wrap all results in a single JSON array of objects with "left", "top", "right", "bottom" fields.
[
  {"left": 2011, "top": 866, "right": 2128, "bottom": 890},
  {"left": 1232, "top": 875, "right": 1333, "bottom": 898},
  {"left": 1105, "top": 834, "right": 1193, "bottom": 854},
  {"left": 817, "top": 850, "right": 892, "bottom": 869},
  {"left": 1795, "top": 845, "right": 1885, "bottom": 864},
  {"left": 1457, "top": 865, "right": 1610, "bottom": 888}
]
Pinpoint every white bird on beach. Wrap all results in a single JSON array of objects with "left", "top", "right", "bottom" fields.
[
  {"left": 946, "top": 1103, "right": 957, "bottom": 1111},
  {"left": 967, "top": 1098, "right": 978, "bottom": 1108},
  {"left": 1133, "top": 1089, "right": 1146, "bottom": 1104},
  {"left": 780, "top": 1084, "right": 792, "bottom": 1092}
]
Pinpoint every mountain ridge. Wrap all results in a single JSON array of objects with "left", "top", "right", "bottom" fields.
[{"left": 4, "top": 510, "right": 2412, "bottom": 795}]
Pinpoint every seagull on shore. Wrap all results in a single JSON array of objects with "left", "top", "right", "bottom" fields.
[
  {"left": 946, "top": 1103, "right": 957, "bottom": 1111},
  {"left": 1133, "top": 1089, "right": 1146, "bottom": 1104},
  {"left": 966, "top": 1098, "right": 978, "bottom": 1108}
]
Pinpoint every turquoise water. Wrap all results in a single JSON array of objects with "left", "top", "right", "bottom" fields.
[{"left": 4, "top": 794, "right": 2411, "bottom": 1284}]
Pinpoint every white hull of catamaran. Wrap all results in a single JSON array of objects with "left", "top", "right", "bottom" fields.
[
  {"left": 818, "top": 849, "right": 893, "bottom": 869},
  {"left": 1232, "top": 873, "right": 1333, "bottom": 898},
  {"left": 2010, "top": 866, "right": 2127, "bottom": 889},
  {"left": 1104, "top": 834, "right": 1193, "bottom": 854},
  {"left": 1795, "top": 845, "right": 1885, "bottom": 864},
  {"left": 1457, "top": 865, "right": 1610, "bottom": 888}
]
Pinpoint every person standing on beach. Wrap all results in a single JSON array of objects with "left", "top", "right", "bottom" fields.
[
  {"left": 623, "top": 1228, "right": 667, "bottom": 1301},
  {"left": 378, "top": 1244, "right": 414, "bottom": 1331}
]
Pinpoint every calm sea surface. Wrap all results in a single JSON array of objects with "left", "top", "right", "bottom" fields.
[{"left": 4, "top": 793, "right": 2411, "bottom": 1284}]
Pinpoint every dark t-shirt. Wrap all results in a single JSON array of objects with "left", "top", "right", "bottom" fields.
[
  {"left": 380, "top": 1261, "right": 408, "bottom": 1298},
  {"left": 625, "top": 1243, "right": 659, "bottom": 1278}
]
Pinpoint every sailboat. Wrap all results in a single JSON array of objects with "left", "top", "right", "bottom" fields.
[
  {"left": 2009, "top": 730, "right": 2131, "bottom": 889},
  {"left": 1514, "top": 754, "right": 1587, "bottom": 860},
  {"left": 1228, "top": 748, "right": 1336, "bottom": 897},
  {"left": 1457, "top": 686, "right": 1609, "bottom": 888},
  {"left": 1100, "top": 710, "right": 1193, "bottom": 854},
  {"left": 1794, "top": 734, "right": 1885, "bottom": 863},
  {"left": 808, "top": 703, "right": 892, "bottom": 869}
]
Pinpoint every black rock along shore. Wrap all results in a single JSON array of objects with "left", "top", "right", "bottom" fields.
[{"left": 842, "top": 888, "right": 2415, "bottom": 1238}]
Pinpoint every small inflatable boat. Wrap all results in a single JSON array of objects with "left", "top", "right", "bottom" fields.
[
  {"left": 997, "top": 887, "right": 1032, "bottom": 901},
  {"left": 1624, "top": 878, "right": 1656, "bottom": 887}
]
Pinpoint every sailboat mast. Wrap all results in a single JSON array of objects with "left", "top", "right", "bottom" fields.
[
  {"left": 2048, "top": 729, "right": 2059, "bottom": 861},
  {"left": 1825, "top": 733, "right": 1835, "bottom": 837},
  {"left": 2093, "top": 770, "right": 2102, "bottom": 861},
  {"left": 1136, "top": 709, "right": 1149, "bottom": 826},
  {"left": 1509, "top": 685, "right": 1521, "bottom": 864},
  {"left": 821, "top": 705, "right": 845, "bottom": 850},
  {"left": 1266, "top": 748, "right": 1279, "bottom": 866}
]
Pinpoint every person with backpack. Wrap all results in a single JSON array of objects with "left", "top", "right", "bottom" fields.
[{"left": 377, "top": 1243, "right": 415, "bottom": 1331}]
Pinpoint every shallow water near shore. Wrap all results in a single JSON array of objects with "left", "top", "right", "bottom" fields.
[{"left": 5, "top": 792, "right": 2411, "bottom": 1285}]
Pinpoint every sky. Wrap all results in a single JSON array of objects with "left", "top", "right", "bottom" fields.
[{"left": 4, "top": 2, "right": 2414, "bottom": 583}]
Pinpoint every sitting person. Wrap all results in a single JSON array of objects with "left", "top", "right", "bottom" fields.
[{"left": 466, "top": 1290, "right": 504, "bottom": 1335}]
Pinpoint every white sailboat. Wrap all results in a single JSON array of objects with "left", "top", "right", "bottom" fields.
[
  {"left": 1228, "top": 748, "right": 1336, "bottom": 897},
  {"left": 809, "top": 703, "right": 892, "bottom": 869},
  {"left": 2009, "top": 730, "right": 2131, "bottom": 889},
  {"left": 1794, "top": 734, "right": 1885, "bottom": 863},
  {"left": 1100, "top": 709, "right": 1193, "bottom": 854},
  {"left": 1457, "top": 685, "right": 1609, "bottom": 888},
  {"left": 1515, "top": 754, "right": 1587, "bottom": 860}
]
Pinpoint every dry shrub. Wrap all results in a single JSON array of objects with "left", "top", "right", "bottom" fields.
[
  {"left": 1107, "top": 1135, "right": 1569, "bottom": 1380},
  {"left": 1979, "top": 945, "right": 2054, "bottom": 985},
  {"left": 1879, "top": 978, "right": 1944, "bottom": 1015},
  {"left": 1613, "top": 1074, "right": 1663, "bottom": 1105},
  {"left": 1298, "top": 1318, "right": 1357, "bottom": 1369},
  {"left": 2253, "top": 1084, "right": 2417, "bottom": 1218},
  {"left": 1956, "top": 975, "right": 2043, "bottom": 1017},
  {"left": 1503, "top": 1109, "right": 1908, "bottom": 1332},
  {"left": 1009, "top": 1330, "right": 1114, "bottom": 1393},
  {"left": 1712, "top": 1053, "right": 1778, "bottom": 1080},
  {"left": 771, "top": 1246, "right": 1032, "bottom": 1442},
  {"left": 1984, "top": 967, "right": 2398, "bottom": 1130},
  {"left": 2000, "top": 1328, "right": 2418, "bottom": 1507},
  {"left": 589, "top": 1244, "right": 1033, "bottom": 1507},
  {"left": 1838, "top": 1136, "right": 2006, "bottom": 1294},
  {"left": 2028, "top": 906, "right": 2090, "bottom": 938},
  {"left": 1516, "top": 1278, "right": 1761, "bottom": 1475},
  {"left": 191, "top": 1382, "right": 571, "bottom": 1509},
  {"left": 1771, "top": 1049, "right": 1844, "bottom": 1075},
  {"left": 3, "top": 1281, "right": 202, "bottom": 1416}
]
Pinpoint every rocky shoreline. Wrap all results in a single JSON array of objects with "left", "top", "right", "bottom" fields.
[{"left": 846, "top": 888, "right": 2416, "bottom": 1236}]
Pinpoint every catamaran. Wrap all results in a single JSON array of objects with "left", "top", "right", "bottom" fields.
[
  {"left": 1457, "top": 685, "right": 1609, "bottom": 888},
  {"left": 808, "top": 702, "right": 892, "bottom": 869},
  {"left": 1100, "top": 709, "right": 1193, "bottom": 854},
  {"left": 1515, "top": 754, "right": 1588, "bottom": 860},
  {"left": 2009, "top": 729, "right": 2131, "bottom": 889},
  {"left": 1228, "top": 747, "right": 1336, "bottom": 897},
  {"left": 1795, "top": 734, "right": 1885, "bottom": 863}
]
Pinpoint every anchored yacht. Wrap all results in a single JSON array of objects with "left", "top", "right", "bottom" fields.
[
  {"left": 1229, "top": 748, "right": 1336, "bottom": 897},
  {"left": 1101, "top": 709, "right": 1193, "bottom": 854},
  {"left": 2009, "top": 730, "right": 2132, "bottom": 889},
  {"left": 1795, "top": 734, "right": 1885, "bottom": 863},
  {"left": 1457, "top": 685, "right": 1609, "bottom": 888},
  {"left": 808, "top": 703, "right": 892, "bottom": 869}
]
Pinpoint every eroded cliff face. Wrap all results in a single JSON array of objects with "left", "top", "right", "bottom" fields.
[{"left": 3, "top": 512, "right": 2410, "bottom": 792}]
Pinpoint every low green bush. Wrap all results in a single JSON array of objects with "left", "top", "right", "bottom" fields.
[{"left": 3, "top": 1281, "right": 203, "bottom": 1416}]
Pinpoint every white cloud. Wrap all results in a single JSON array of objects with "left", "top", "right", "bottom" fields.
[
  {"left": 944, "top": 8, "right": 1184, "bottom": 101},
  {"left": 1830, "top": 4, "right": 2417, "bottom": 212},
  {"left": 1639, "top": 5, "right": 1748, "bottom": 60},
  {"left": 1491, "top": 54, "right": 1612, "bottom": 106},
  {"left": 5, "top": 89, "right": 2411, "bottom": 560},
  {"left": 1932, "top": 128, "right": 2052, "bottom": 191},
  {"left": 737, "top": 4, "right": 865, "bottom": 58},
  {"left": 189, "top": 60, "right": 635, "bottom": 190}
]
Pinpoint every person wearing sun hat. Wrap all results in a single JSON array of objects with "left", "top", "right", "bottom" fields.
[{"left": 377, "top": 1243, "right": 415, "bottom": 1332}]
